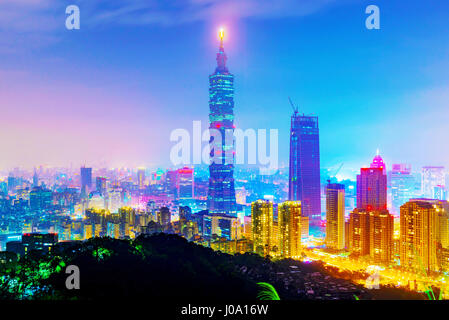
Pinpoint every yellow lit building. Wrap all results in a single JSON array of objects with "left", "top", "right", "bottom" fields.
[
  {"left": 278, "top": 201, "right": 303, "bottom": 258},
  {"left": 400, "top": 199, "right": 448, "bottom": 273},
  {"left": 348, "top": 209, "right": 370, "bottom": 256},
  {"left": 325, "top": 183, "right": 345, "bottom": 250},
  {"left": 94, "top": 223, "right": 102, "bottom": 237},
  {"left": 369, "top": 210, "right": 394, "bottom": 264},
  {"left": 251, "top": 200, "right": 273, "bottom": 256},
  {"left": 84, "top": 224, "right": 93, "bottom": 240},
  {"left": 301, "top": 216, "right": 309, "bottom": 240}
]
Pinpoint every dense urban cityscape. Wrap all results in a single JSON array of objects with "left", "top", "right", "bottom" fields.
[{"left": 1, "top": 24, "right": 449, "bottom": 302}]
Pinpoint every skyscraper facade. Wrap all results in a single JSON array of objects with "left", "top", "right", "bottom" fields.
[
  {"left": 390, "top": 164, "right": 415, "bottom": 215},
  {"left": 207, "top": 30, "right": 236, "bottom": 216},
  {"left": 326, "top": 183, "right": 345, "bottom": 250},
  {"left": 422, "top": 166, "right": 445, "bottom": 199},
  {"left": 177, "top": 167, "right": 194, "bottom": 200},
  {"left": 80, "top": 166, "right": 92, "bottom": 193},
  {"left": 357, "top": 167, "right": 387, "bottom": 211},
  {"left": 369, "top": 210, "right": 394, "bottom": 264},
  {"left": 289, "top": 112, "right": 321, "bottom": 224},
  {"left": 251, "top": 200, "right": 274, "bottom": 256},
  {"left": 348, "top": 209, "right": 370, "bottom": 256},
  {"left": 400, "top": 199, "right": 443, "bottom": 272},
  {"left": 278, "top": 201, "right": 303, "bottom": 258}
]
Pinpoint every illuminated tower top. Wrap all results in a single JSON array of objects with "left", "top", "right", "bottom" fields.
[
  {"left": 370, "top": 150, "right": 386, "bottom": 174},
  {"left": 216, "top": 28, "right": 228, "bottom": 74}
]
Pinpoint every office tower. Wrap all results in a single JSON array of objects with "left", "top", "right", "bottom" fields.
[
  {"left": 137, "top": 168, "right": 146, "bottom": 190},
  {"left": 325, "top": 183, "right": 345, "bottom": 250},
  {"left": 32, "top": 169, "right": 39, "bottom": 187},
  {"left": 278, "top": 201, "right": 303, "bottom": 258},
  {"left": 369, "top": 210, "right": 394, "bottom": 264},
  {"left": 357, "top": 167, "right": 387, "bottom": 211},
  {"left": 96, "top": 177, "right": 107, "bottom": 195},
  {"left": 348, "top": 209, "right": 370, "bottom": 256},
  {"left": 422, "top": 166, "right": 445, "bottom": 199},
  {"left": 370, "top": 151, "right": 386, "bottom": 174},
  {"left": 400, "top": 199, "right": 449, "bottom": 273},
  {"left": 119, "top": 207, "right": 136, "bottom": 227},
  {"left": 177, "top": 167, "right": 194, "bottom": 200},
  {"left": 288, "top": 111, "right": 321, "bottom": 224},
  {"left": 158, "top": 207, "right": 171, "bottom": 227},
  {"left": 390, "top": 164, "right": 415, "bottom": 215},
  {"left": 251, "top": 200, "right": 274, "bottom": 256},
  {"left": 80, "top": 166, "right": 92, "bottom": 193},
  {"left": 207, "top": 29, "right": 237, "bottom": 216}
]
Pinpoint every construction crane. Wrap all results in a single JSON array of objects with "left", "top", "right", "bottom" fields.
[
  {"left": 288, "top": 97, "right": 299, "bottom": 113},
  {"left": 333, "top": 163, "right": 344, "bottom": 178}
]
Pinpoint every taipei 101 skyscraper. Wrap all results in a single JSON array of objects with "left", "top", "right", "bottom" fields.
[{"left": 207, "top": 29, "right": 237, "bottom": 216}]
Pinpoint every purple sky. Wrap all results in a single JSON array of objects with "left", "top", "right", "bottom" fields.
[{"left": 1, "top": 0, "right": 449, "bottom": 178}]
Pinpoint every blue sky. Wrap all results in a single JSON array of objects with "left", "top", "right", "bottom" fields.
[{"left": 0, "top": 0, "right": 449, "bottom": 178}]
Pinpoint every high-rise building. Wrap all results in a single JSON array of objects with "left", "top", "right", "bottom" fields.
[
  {"left": 400, "top": 199, "right": 448, "bottom": 272},
  {"left": 96, "top": 177, "right": 107, "bottom": 195},
  {"left": 357, "top": 167, "right": 387, "bottom": 211},
  {"left": 422, "top": 166, "right": 445, "bottom": 199},
  {"left": 80, "top": 166, "right": 92, "bottom": 193},
  {"left": 137, "top": 168, "right": 146, "bottom": 190},
  {"left": 32, "top": 169, "right": 39, "bottom": 187},
  {"left": 177, "top": 167, "right": 194, "bottom": 200},
  {"left": 158, "top": 207, "right": 171, "bottom": 227},
  {"left": 369, "top": 210, "right": 394, "bottom": 264},
  {"left": 288, "top": 111, "right": 321, "bottom": 224},
  {"left": 278, "top": 201, "right": 304, "bottom": 258},
  {"left": 348, "top": 209, "right": 370, "bottom": 256},
  {"left": 325, "top": 183, "right": 345, "bottom": 250},
  {"left": 251, "top": 200, "right": 273, "bottom": 256},
  {"left": 207, "top": 29, "right": 237, "bottom": 216},
  {"left": 390, "top": 164, "right": 415, "bottom": 215}
]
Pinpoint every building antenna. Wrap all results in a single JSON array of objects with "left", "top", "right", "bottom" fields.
[{"left": 288, "top": 97, "right": 299, "bottom": 114}]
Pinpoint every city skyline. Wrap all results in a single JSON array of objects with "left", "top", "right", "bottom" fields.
[{"left": 1, "top": 1, "right": 449, "bottom": 177}]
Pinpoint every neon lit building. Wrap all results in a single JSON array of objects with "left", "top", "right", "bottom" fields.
[
  {"left": 177, "top": 167, "right": 194, "bottom": 200},
  {"left": 325, "top": 183, "right": 345, "bottom": 250},
  {"left": 207, "top": 29, "right": 236, "bottom": 216},
  {"left": 370, "top": 151, "right": 386, "bottom": 174},
  {"left": 288, "top": 112, "right": 321, "bottom": 224},
  {"left": 357, "top": 167, "right": 387, "bottom": 211}
]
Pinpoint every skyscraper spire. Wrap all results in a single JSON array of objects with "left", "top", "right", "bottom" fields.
[
  {"left": 208, "top": 27, "right": 236, "bottom": 218},
  {"left": 216, "top": 28, "right": 228, "bottom": 73}
]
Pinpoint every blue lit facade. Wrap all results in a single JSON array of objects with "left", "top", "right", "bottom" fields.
[
  {"left": 207, "top": 35, "right": 237, "bottom": 216},
  {"left": 289, "top": 112, "right": 321, "bottom": 224}
]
